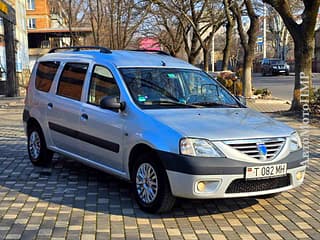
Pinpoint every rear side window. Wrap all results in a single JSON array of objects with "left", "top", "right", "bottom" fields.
[
  {"left": 35, "top": 61, "right": 60, "bottom": 92},
  {"left": 57, "top": 63, "right": 88, "bottom": 101}
]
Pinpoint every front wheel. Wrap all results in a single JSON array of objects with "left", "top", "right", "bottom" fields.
[
  {"left": 132, "top": 153, "right": 176, "bottom": 213},
  {"left": 27, "top": 125, "right": 53, "bottom": 166}
]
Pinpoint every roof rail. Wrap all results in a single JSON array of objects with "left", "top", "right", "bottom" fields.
[
  {"left": 128, "top": 49, "right": 171, "bottom": 56},
  {"left": 48, "top": 46, "right": 112, "bottom": 54}
]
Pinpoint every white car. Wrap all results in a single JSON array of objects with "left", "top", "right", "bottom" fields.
[{"left": 23, "top": 47, "right": 306, "bottom": 213}]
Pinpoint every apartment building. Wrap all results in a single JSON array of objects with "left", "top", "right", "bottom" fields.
[
  {"left": 0, "top": 0, "right": 29, "bottom": 96},
  {"left": 26, "top": 0, "right": 91, "bottom": 68}
]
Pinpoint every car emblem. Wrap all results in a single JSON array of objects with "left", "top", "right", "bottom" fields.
[{"left": 257, "top": 143, "right": 267, "bottom": 160}]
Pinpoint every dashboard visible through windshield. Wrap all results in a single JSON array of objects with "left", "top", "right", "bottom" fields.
[{"left": 120, "top": 68, "right": 240, "bottom": 109}]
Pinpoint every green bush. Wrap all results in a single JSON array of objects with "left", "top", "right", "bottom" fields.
[
  {"left": 310, "top": 88, "right": 320, "bottom": 114},
  {"left": 254, "top": 89, "right": 263, "bottom": 95},
  {"left": 253, "top": 88, "right": 271, "bottom": 96}
]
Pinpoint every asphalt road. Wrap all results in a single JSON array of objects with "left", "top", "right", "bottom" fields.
[{"left": 252, "top": 73, "right": 320, "bottom": 101}]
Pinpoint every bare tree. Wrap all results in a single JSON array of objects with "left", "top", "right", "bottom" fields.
[
  {"left": 267, "top": 8, "right": 290, "bottom": 60},
  {"left": 222, "top": 0, "right": 235, "bottom": 71},
  {"left": 263, "top": 0, "right": 320, "bottom": 110},
  {"left": 151, "top": 0, "right": 225, "bottom": 71},
  {"left": 103, "top": 0, "right": 151, "bottom": 49},
  {"left": 87, "top": 0, "right": 104, "bottom": 45},
  {"left": 49, "top": 0, "right": 88, "bottom": 46},
  {"left": 231, "top": 0, "right": 259, "bottom": 97},
  {"left": 143, "top": 7, "right": 186, "bottom": 56}
]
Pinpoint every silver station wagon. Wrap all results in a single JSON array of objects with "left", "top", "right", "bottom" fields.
[{"left": 23, "top": 47, "right": 306, "bottom": 213}]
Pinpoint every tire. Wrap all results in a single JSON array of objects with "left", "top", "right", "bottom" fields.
[
  {"left": 132, "top": 152, "right": 176, "bottom": 213},
  {"left": 27, "top": 125, "right": 53, "bottom": 166}
]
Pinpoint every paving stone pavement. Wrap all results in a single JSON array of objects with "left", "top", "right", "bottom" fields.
[
  {"left": 247, "top": 99, "right": 291, "bottom": 113},
  {"left": 0, "top": 106, "right": 319, "bottom": 240}
]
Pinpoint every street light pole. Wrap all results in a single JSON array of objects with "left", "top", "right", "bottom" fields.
[
  {"left": 211, "top": 33, "right": 215, "bottom": 72},
  {"left": 263, "top": 3, "right": 267, "bottom": 59}
]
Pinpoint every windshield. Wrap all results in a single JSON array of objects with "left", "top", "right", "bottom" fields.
[
  {"left": 270, "top": 60, "right": 285, "bottom": 65},
  {"left": 119, "top": 68, "right": 240, "bottom": 109}
]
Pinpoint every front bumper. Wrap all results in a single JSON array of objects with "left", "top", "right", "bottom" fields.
[
  {"left": 157, "top": 149, "right": 306, "bottom": 199},
  {"left": 166, "top": 165, "right": 305, "bottom": 199},
  {"left": 272, "top": 68, "right": 288, "bottom": 74}
]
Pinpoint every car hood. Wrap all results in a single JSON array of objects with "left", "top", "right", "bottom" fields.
[{"left": 145, "top": 107, "right": 294, "bottom": 140}]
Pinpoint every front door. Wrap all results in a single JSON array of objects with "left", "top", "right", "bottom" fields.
[{"left": 79, "top": 65, "right": 124, "bottom": 171}]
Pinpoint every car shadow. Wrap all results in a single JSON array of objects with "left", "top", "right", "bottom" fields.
[{"left": 0, "top": 145, "right": 259, "bottom": 218}]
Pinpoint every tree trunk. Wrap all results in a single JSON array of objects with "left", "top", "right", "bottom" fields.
[
  {"left": 203, "top": 48, "right": 209, "bottom": 72},
  {"left": 188, "top": 54, "right": 197, "bottom": 65},
  {"left": 4, "top": 19, "right": 17, "bottom": 97},
  {"left": 222, "top": 20, "right": 234, "bottom": 71},
  {"left": 188, "top": 31, "right": 199, "bottom": 65},
  {"left": 242, "top": 51, "right": 254, "bottom": 97},
  {"left": 291, "top": 36, "right": 314, "bottom": 110}
]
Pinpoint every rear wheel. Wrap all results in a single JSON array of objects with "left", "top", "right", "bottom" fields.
[
  {"left": 27, "top": 125, "right": 53, "bottom": 166},
  {"left": 132, "top": 152, "right": 176, "bottom": 213}
]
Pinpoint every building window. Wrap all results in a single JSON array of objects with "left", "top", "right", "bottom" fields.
[
  {"left": 27, "top": 0, "right": 35, "bottom": 10},
  {"left": 27, "top": 18, "right": 36, "bottom": 29}
]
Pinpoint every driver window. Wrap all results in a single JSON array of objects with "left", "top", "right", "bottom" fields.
[{"left": 88, "top": 65, "right": 120, "bottom": 105}]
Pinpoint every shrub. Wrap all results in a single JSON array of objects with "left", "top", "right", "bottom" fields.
[
  {"left": 254, "top": 89, "right": 263, "bottom": 95},
  {"left": 262, "top": 88, "right": 271, "bottom": 96},
  {"left": 216, "top": 71, "right": 243, "bottom": 95},
  {"left": 253, "top": 88, "right": 271, "bottom": 97},
  {"left": 310, "top": 88, "right": 320, "bottom": 115}
]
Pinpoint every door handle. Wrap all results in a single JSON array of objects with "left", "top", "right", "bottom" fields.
[
  {"left": 48, "top": 103, "right": 53, "bottom": 109},
  {"left": 81, "top": 113, "right": 88, "bottom": 121}
]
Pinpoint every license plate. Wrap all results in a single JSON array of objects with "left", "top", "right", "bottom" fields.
[{"left": 245, "top": 163, "right": 287, "bottom": 180}]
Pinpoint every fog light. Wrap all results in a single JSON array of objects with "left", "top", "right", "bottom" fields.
[
  {"left": 197, "top": 181, "right": 206, "bottom": 192},
  {"left": 296, "top": 171, "right": 305, "bottom": 181}
]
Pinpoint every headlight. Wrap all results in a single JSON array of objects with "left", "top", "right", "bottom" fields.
[
  {"left": 290, "top": 132, "right": 302, "bottom": 152},
  {"left": 180, "top": 138, "right": 224, "bottom": 157}
]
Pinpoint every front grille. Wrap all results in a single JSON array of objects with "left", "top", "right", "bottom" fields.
[
  {"left": 226, "top": 175, "right": 290, "bottom": 193},
  {"left": 224, "top": 138, "right": 286, "bottom": 160}
]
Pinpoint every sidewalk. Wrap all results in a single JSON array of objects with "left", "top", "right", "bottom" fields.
[
  {"left": 247, "top": 99, "right": 291, "bottom": 113},
  {"left": 0, "top": 97, "right": 25, "bottom": 109},
  {"left": 0, "top": 96, "right": 292, "bottom": 113}
]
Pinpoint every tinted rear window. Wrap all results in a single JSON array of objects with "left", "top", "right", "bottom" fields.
[
  {"left": 57, "top": 63, "right": 89, "bottom": 101},
  {"left": 35, "top": 61, "right": 60, "bottom": 92}
]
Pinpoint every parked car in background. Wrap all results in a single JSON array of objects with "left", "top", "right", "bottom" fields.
[{"left": 261, "top": 58, "right": 290, "bottom": 76}]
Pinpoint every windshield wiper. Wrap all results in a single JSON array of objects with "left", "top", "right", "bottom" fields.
[
  {"left": 151, "top": 100, "right": 202, "bottom": 108},
  {"left": 192, "top": 101, "right": 239, "bottom": 108}
]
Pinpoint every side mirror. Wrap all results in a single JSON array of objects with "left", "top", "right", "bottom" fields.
[
  {"left": 100, "top": 96, "right": 126, "bottom": 111},
  {"left": 236, "top": 95, "right": 247, "bottom": 106}
]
